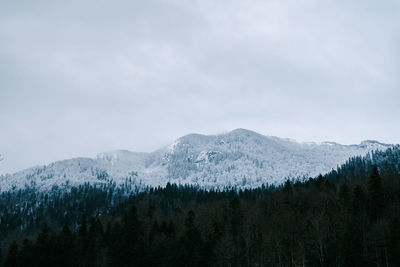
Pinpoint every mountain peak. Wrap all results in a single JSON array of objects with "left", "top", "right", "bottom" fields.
[
  {"left": 358, "top": 140, "right": 391, "bottom": 150},
  {"left": 228, "top": 128, "right": 263, "bottom": 136},
  {"left": 176, "top": 133, "right": 212, "bottom": 144},
  {"left": 360, "top": 140, "right": 386, "bottom": 145}
]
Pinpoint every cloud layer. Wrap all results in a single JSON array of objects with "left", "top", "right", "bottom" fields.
[{"left": 1, "top": 0, "right": 399, "bottom": 173}]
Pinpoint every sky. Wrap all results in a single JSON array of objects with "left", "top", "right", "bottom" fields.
[{"left": 1, "top": 0, "right": 400, "bottom": 174}]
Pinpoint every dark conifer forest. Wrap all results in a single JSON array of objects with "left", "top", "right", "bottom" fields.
[{"left": 1, "top": 146, "right": 400, "bottom": 266}]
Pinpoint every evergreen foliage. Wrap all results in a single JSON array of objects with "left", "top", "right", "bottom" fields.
[{"left": 0, "top": 146, "right": 400, "bottom": 266}]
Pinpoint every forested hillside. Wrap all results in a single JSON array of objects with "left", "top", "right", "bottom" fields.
[
  {"left": 1, "top": 129, "right": 390, "bottom": 191},
  {"left": 1, "top": 146, "right": 400, "bottom": 266}
]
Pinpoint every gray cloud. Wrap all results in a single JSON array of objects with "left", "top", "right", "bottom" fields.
[{"left": 1, "top": 0, "right": 399, "bottom": 173}]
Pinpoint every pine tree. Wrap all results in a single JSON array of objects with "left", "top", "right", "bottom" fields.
[
  {"left": 77, "top": 215, "right": 89, "bottom": 266},
  {"left": 19, "top": 239, "right": 34, "bottom": 267},
  {"left": 339, "top": 183, "right": 350, "bottom": 210},
  {"left": 367, "top": 165, "right": 384, "bottom": 221},
  {"left": 56, "top": 225, "right": 74, "bottom": 267},
  {"left": 178, "top": 210, "right": 203, "bottom": 267},
  {"left": 352, "top": 185, "right": 366, "bottom": 217},
  {"left": 389, "top": 216, "right": 400, "bottom": 266},
  {"left": 36, "top": 223, "right": 53, "bottom": 266},
  {"left": 4, "top": 242, "right": 19, "bottom": 267},
  {"left": 229, "top": 197, "right": 247, "bottom": 266},
  {"left": 283, "top": 179, "right": 293, "bottom": 195},
  {"left": 343, "top": 222, "right": 364, "bottom": 266},
  {"left": 118, "top": 205, "right": 146, "bottom": 267}
]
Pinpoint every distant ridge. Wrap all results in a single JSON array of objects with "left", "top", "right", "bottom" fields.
[{"left": 0, "top": 129, "right": 393, "bottom": 192}]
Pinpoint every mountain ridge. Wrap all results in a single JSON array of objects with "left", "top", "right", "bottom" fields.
[{"left": 0, "top": 129, "right": 393, "bottom": 192}]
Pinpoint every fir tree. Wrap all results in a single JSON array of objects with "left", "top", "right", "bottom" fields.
[
  {"left": 367, "top": 165, "right": 384, "bottom": 221},
  {"left": 4, "top": 242, "right": 19, "bottom": 267}
]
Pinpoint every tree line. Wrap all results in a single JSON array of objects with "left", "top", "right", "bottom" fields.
[{"left": 0, "top": 146, "right": 400, "bottom": 266}]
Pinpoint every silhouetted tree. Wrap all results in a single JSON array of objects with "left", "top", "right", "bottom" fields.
[
  {"left": 368, "top": 165, "right": 384, "bottom": 221},
  {"left": 4, "top": 242, "right": 19, "bottom": 267}
]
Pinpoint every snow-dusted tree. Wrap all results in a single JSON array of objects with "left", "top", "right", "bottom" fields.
[{"left": 0, "top": 154, "right": 3, "bottom": 161}]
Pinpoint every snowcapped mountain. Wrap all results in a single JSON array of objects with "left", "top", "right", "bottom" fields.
[{"left": 0, "top": 129, "right": 392, "bottom": 191}]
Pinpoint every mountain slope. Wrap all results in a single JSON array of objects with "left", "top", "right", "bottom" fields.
[{"left": 0, "top": 129, "right": 392, "bottom": 191}]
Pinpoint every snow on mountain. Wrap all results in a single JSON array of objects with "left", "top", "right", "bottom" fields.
[{"left": 0, "top": 129, "right": 393, "bottom": 191}]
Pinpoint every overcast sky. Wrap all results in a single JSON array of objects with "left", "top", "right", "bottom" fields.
[{"left": 1, "top": 0, "right": 399, "bottom": 174}]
